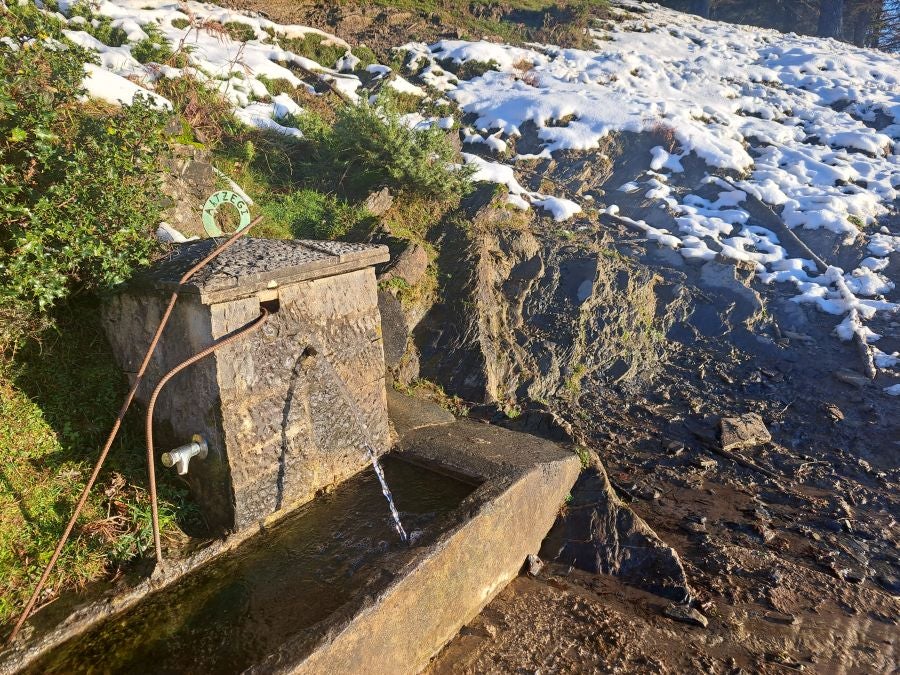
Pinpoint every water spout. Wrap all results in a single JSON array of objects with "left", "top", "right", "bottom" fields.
[{"left": 311, "top": 349, "right": 409, "bottom": 544}]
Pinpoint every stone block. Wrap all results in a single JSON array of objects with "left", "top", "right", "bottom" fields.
[{"left": 102, "top": 238, "right": 390, "bottom": 533}]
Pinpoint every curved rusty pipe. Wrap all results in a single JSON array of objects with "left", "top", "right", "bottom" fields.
[
  {"left": 145, "top": 308, "right": 269, "bottom": 565},
  {"left": 7, "top": 217, "right": 263, "bottom": 644}
]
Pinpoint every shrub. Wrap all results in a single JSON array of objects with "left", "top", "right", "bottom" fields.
[
  {"left": 326, "top": 98, "right": 473, "bottom": 201},
  {"left": 0, "top": 3, "right": 166, "bottom": 351},
  {"left": 154, "top": 75, "right": 238, "bottom": 147},
  {"left": 170, "top": 17, "right": 190, "bottom": 30}
]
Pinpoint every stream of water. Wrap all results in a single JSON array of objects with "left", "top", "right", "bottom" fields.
[
  {"left": 366, "top": 442, "right": 409, "bottom": 542},
  {"left": 315, "top": 352, "right": 409, "bottom": 543}
]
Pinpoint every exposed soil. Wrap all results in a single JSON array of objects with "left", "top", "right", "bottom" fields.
[{"left": 422, "top": 131, "right": 900, "bottom": 671}]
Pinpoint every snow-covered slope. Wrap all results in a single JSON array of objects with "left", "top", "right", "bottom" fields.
[
  {"left": 55, "top": 0, "right": 362, "bottom": 132},
  {"left": 408, "top": 1, "right": 900, "bottom": 385}
]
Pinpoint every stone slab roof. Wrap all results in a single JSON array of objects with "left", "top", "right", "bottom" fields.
[{"left": 129, "top": 238, "right": 389, "bottom": 304}]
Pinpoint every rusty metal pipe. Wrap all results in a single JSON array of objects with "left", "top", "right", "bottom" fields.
[
  {"left": 145, "top": 309, "right": 269, "bottom": 564},
  {"left": 7, "top": 217, "right": 263, "bottom": 644}
]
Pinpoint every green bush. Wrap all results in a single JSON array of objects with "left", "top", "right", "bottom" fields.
[
  {"left": 0, "top": 3, "right": 165, "bottom": 351},
  {"left": 261, "top": 189, "right": 375, "bottom": 240},
  {"left": 326, "top": 98, "right": 473, "bottom": 201}
]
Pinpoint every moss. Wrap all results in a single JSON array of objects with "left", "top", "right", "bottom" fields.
[
  {"left": 278, "top": 33, "right": 348, "bottom": 69},
  {"left": 223, "top": 21, "right": 256, "bottom": 43},
  {"left": 397, "top": 378, "right": 470, "bottom": 417}
]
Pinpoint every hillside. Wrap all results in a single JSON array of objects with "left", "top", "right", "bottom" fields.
[{"left": 1, "top": 0, "right": 898, "bottom": 670}]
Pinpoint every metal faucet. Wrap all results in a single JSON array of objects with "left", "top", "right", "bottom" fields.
[{"left": 161, "top": 435, "right": 208, "bottom": 475}]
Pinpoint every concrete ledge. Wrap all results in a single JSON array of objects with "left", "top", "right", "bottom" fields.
[
  {"left": 386, "top": 387, "right": 455, "bottom": 437},
  {"left": 257, "top": 417, "right": 581, "bottom": 674}
]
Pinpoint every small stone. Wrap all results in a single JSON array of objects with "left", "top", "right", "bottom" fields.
[
  {"left": 719, "top": 413, "right": 771, "bottom": 451},
  {"left": 380, "top": 243, "right": 429, "bottom": 287},
  {"left": 764, "top": 610, "right": 798, "bottom": 625},
  {"left": 666, "top": 440, "right": 684, "bottom": 456},
  {"left": 694, "top": 456, "right": 717, "bottom": 470},
  {"left": 526, "top": 553, "right": 544, "bottom": 576},
  {"left": 833, "top": 368, "right": 870, "bottom": 388},
  {"left": 363, "top": 187, "right": 394, "bottom": 216},
  {"left": 664, "top": 604, "right": 708, "bottom": 628},
  {"left": 681, "top": 516, "right": 707, "bottom": 534},
  {"left": 823, "top": 403, "right": 844, "bottom": 422}
]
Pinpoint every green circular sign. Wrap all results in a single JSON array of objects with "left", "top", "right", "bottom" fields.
[{"left": 202, "top": 190, "right": 251, "bottom": 237}]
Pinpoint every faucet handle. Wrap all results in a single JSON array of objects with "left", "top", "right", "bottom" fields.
[{"left": 161, "top": 435, "right": 208, "bottom": 475}]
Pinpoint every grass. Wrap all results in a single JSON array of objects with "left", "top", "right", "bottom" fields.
[
  {"left": 327, "top": 0, "right": 610, "bottom": 46},
  {"left": 260, "top": 189, "right": 376, "bottom": 240},
  {"left": 273, "top": 33, "right": 378, "bottom": 71},
  {"left": 0, "top": 300, "right": 194, "bottom": 629},
  {"left": 395, "top": 378, "right": 470, "bottom": 418}
]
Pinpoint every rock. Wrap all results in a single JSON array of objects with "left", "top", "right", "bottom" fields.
[
  {"left": 380, "top": 243, "right": 429, "bottom": 287},
  {"left": 694, "top": 456, "right": 717, "bottom": 470},
  {"left": 541, "top": 454, "right": 692, "bottom": 603},
  {"left": 681, "top": 515, "right": 707, "bottom": 534},
  {"left": 719, "top": 413, "right": 771, "bottom": 451},
  {"left": 823, "top": 403, "right": 844, "bottom": 421},
  {"left": 395, "top": 346, "right": 420, "bottom": 387},
  {"left": 378, "top": 290, "right": 409, "bottom": 370},
  {"left": 158, "top": 143, "right": 217, "bottom": 238},
  {"left": 684, "top": 414, "right": 718, "bottom": 442},
  {"left": 833, "top": 368, "right": 870, "bottom": 388},
  {"left": 525, "top": 553, "right": 544, "bottom": 576},
  {"left": 665, "top": 440, "right": 685, "bottom": 455},
  {"left": 664, "top": 603, "right": 708, "bottom": 628},
  {"left": 364, "top": 187, "right": 394, "bottom": 217},
  {"left": 164, "top": 114, "right": 183, "bottom": 136},
  {"left": 181, "top": 159, "right": 215, "bottom": 191},
  {"left": 764, "top": 610, "right": 798, "bottom": 625}
]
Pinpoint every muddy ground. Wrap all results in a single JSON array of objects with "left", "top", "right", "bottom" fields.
[{"left": 228, "top": 2, "right": 898, "bottom": 671}]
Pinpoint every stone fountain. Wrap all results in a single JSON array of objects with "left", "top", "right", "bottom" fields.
[{"left": 1, "top": 237, "right": 580, "bottom": 675}]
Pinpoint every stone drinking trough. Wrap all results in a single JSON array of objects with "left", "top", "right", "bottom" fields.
[{"left": 0, "top": 238, "right": 579, "bottom": 674}]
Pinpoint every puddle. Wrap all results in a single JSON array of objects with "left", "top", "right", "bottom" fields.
[{"left": 27, "top": 457, "right": 475, "bottom": 675}]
